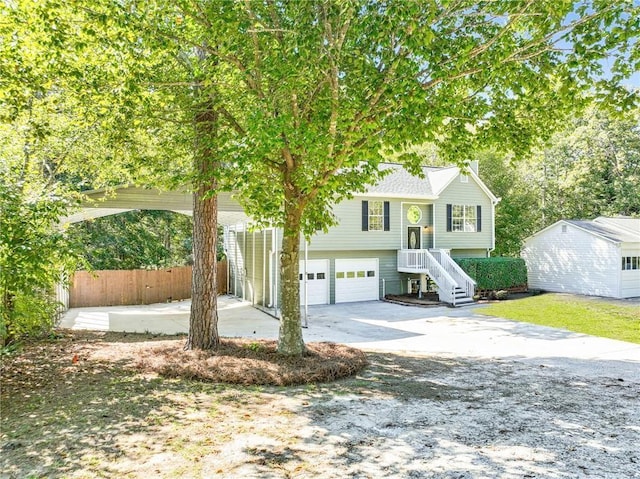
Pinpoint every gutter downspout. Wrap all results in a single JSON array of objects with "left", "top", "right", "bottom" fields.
[
  {"left": 488, "top": 198, "right": 501, "bottom": 257},
  {"left": 243, "top": 222, "right": 247, "bottom": 301},
  {"left": 433, "top": 204, "right": 437, "bottom": 249},
  {"left": 274, "top": 228, "right": 279, "bottom": 317}
]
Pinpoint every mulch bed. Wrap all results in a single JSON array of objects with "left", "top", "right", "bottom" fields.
[
  {"left": 1, "top": 332, "right": 368, "bottom": 394},
  {"left": 135, "top": 338, "right": 368, "bottom": 386},
  {"left": 384, "top": 293, "right": 443, "bottom": 307}
]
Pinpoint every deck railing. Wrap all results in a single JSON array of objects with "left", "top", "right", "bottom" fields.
[{"left": 428, "top": 250, "right": 476, "bottom": 299}]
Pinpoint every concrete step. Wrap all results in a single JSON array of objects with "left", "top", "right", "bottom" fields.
[{"left": 452, "top": 297, "right": 475, "bottom": 307}]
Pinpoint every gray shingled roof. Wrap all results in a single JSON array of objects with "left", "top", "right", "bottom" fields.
[
  {"left": 566, "top": 220, "right": 640, "bottom": 243},
  {"left": 365, "top": 163, "right": 458, "bottom": 198},
  {"left": 594, "top": 217, "right": 640, "bottom": 236}
]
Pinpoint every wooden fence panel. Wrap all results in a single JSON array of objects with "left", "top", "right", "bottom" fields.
[{"left": 68, "top": 261, "right": 227, "bottom": 308}]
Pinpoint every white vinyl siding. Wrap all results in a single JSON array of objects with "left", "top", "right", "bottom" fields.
[{"left": 522, "top": 223, "right": 621, "bottom": 298}]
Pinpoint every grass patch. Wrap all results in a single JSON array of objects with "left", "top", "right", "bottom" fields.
[{"left": 479, "top": 293, "right": 640, "bottom": 344}]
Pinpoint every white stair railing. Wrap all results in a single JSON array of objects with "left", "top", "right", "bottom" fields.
[
  {"left": 429, "top": 249, "right": 476, "bottom": 299},
  {"left": 397, "top": 249, "right": 458, "bottom": 304}
]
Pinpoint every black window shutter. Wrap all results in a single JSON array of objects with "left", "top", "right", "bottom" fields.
[
  {"left": 477, "top": 205, "right": 482, "bottom": 232},
  {"left": 362, "top": 201, "right": 369, "bottom": 231},
  {"left": 446, "top": 204, "right": 452, "bottom": 232},
  {"left": 383, "top": 201, "right": 390, "bottom": 231}
]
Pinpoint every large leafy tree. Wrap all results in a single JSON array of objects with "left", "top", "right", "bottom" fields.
[
  {"left": 472, "top": 151, "right": 541, "bottom": 257},
  {"left": 4, "top": 1, "right": 639, "bottom": 356},
  {"left": 532, "top": 105, "right": 640, "bottom": 223},
  {"left": 473, "top": 106, "right": 640, "bottom": 256},
  {"left": 0, "top": 2, "right": 96, "bottom": 345},
  {"left": 0, "top": 0, "right": 191, "bottom": 344},
  {"left": 145, "top": 1, "right": 637, "bottom": 355},
  {"left": 2, "top": 0, "right": 219, "bottom": 349}
]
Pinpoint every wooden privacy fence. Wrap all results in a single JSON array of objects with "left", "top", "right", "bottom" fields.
[{"left": 68, "top": 262, "right": 227, "bottom": 308}]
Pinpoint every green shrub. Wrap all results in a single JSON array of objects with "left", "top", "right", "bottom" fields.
[
  {"left": 454, "top": 257, "right": 527, "bottom": 291},
  {"left": 0, "top": 178, "right": 82, "bottom": 346}
]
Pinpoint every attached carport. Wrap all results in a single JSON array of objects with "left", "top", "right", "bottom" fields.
[{"left": 62, "top": 186, "right": 314, "bottom": 317}]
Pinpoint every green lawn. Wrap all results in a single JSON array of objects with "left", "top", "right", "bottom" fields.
[{"left": 478, "top": 293, "right": 640, "bottom": 344}]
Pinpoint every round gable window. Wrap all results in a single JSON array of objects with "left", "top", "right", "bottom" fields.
[{"left": 407, "top": 205, "right": 422, "bottom": 225}]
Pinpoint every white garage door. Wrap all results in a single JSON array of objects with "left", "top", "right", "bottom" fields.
[
  {"left": 299, "top": 259, "right": 329, "bottom": 305},
  {"left": 621, "top": 251, "right": 640, "bottom": 298},
  {"left": 335, "top": 258, "right": 379, "bottom": 303},
  {"left": 621, "top": 271, "right": 640, "bottom": 298}
]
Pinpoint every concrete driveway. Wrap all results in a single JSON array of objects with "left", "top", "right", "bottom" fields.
[{"left": 61, "top": 295, "right": 640, "bottom": 382}]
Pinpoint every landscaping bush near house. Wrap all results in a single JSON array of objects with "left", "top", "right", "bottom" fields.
[{"left": 455, "top": 257, "right": 527, "bottom": 291}]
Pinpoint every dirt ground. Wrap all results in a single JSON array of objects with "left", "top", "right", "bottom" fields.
[{"left": 1, "top": 331, "right": 639, "bottom": 478}]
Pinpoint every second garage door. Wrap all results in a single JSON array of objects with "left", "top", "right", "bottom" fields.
[
  {"left": 335, "top": 258, "right": 379, "bottom": 303},
  {"left": 299, "top": 259, "right": 329, "bottom": 305}
]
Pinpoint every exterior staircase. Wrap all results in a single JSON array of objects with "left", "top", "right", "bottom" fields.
[
  {"left": 453, "top": 286, "right": 475, "bottom": 306},
  {"left": 397, "top": 249, "right": 476, "bottom": 306}
]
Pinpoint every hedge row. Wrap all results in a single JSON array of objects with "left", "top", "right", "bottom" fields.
[{"left": 454, "top": 257, "right": 527, "bottom": 291}]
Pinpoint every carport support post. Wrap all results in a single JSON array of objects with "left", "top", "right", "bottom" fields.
[
  {"left": 262, "top": 231, "right": 267, "bottom": 308},
  {"left": 303, "top": 240, "right": 308, "bottom": 328},
  {"left": 252, "top": 229, "right": 256, "bottom": 305}
]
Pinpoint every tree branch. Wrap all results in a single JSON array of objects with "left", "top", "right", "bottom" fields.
[{"left": 217, "top": 105, "right": 246, "bottom": 136}]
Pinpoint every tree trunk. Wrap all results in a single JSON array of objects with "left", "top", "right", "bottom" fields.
[
  {"left": 186, "top": 105, "right": 219, "bottom": 350},
  {"left": 1, "top": 290, "right": 15, "bottom": 347},
  {"left": 277, "top": 198, "right": 306, "bottom": 356}
]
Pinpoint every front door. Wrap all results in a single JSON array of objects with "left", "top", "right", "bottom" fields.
[{"left": 408, "top": 227, "right": 421, "bottom": 249}]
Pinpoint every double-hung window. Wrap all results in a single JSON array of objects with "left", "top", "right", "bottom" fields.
[
  {"left": 447, "top": 204, "right": 481, "bottom": 232},
  {"left": 361, "top": 200, "right": 390, "bottom": 231},
  {"left": 368, "top": 201, "right": 384, "bottom": 231},
  {"left": 622, "top": 256, "right": 640, "bottom": 270}
]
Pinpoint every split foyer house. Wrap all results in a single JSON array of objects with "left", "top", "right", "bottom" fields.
[
  {"left": 225, "top": 162, "right": 499, "bottom": 311},
  {"left": 70, "top": 161, "right": 500, "bottom": 311}
]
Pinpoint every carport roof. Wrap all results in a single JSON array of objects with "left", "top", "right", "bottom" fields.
[{"left": 62, "top": 186, "right": 250, "bottom": 226}]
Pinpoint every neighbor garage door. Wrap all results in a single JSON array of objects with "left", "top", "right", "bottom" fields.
[
  {"left": 620, "top": 249, "right": 640, "bottom": 298},
  {"left": 335, "top": 258, "right": 379, "bottom": 303},
  {"left": 299, "top": 259, "right": 329, "bottom": 305}
]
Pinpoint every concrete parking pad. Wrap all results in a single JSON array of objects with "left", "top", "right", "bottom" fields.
[{"left": 60, "top": 295, "right": 280, "bottom": 338}]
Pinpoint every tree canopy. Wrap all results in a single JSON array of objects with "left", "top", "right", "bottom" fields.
[
  {"left": 478, "top": 105, "right": 640, "bottom": 257},
  {"left": 2, "top": 0, "right": 639, "bottom": 353}
]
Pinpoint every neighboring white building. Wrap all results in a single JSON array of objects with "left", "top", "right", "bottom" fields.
[{"left": 522, "top": 217, "right": 640, "bottom": 299}]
